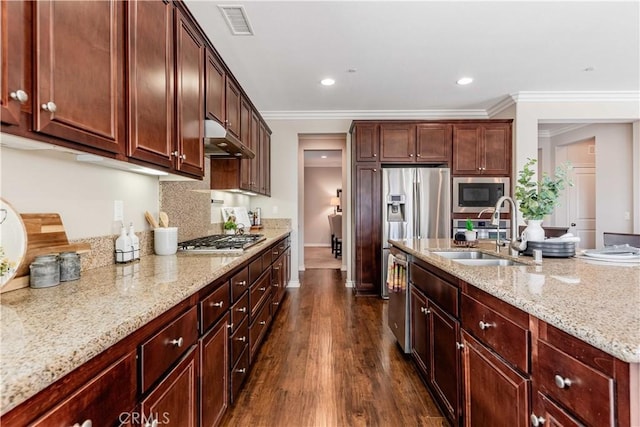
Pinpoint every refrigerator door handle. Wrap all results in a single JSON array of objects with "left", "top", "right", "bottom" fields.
[{"left": 414, "top": 177, "right": 421, "bottom": 239}]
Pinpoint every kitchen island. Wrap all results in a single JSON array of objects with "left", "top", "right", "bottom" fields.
[
  {"left": 0, "top": 229, "right": 290, "bottom": 422},
  {"left": 391, "top": 238, "right": 639, "bottom": 426}
]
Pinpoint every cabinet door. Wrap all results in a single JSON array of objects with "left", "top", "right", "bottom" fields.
[
  {"left": 410, "top": 287, "right": 430, "bottom": 378},
  {"left": 532, "top": 392, "right": 583, "bottom": 427},
  {"left": 429, "top": 302, "right": 461, "bottom": 424},
  {"left": 261, "top": 125, "right": 271, "bottom": 196},
  {"left": 249, "top": 110, "right": 261, "bottom": 192},
  {"left": 31, "top": 352, "right": 137, "bottom": 427},
  {"left": 379, "top": 123, "right": 416, "bottom": 162},
  {"left": 34, "top": 0, "right": 125, "bottom": 154},
  {"left": 416, "top": 123, "right": 451, "bottom": 163},
  {"left": 452, "top": 124, "right": 482, "bottom": 175},
  {"left": 225, "top": 78, "right": 241, "bottom": 138},
  {"left": 482, "top": 123, "right": 511, "bottom": 176},
  {"left": 127, "top": 0, "right": 174, "bottom": 168},
  {"left": 175, "top": 9, "right": 204, "bottom": 177},
  {"left": 353, "top": 123, "right": 379, "bottom": 162},
  {"left": 461, "top": 331, "right": 530, "bottom": 427},
  {"left": 141, "top": 346, "right": 198, "bottom": 427},
  {"left": 200, "top": 315, "right": 229, "bottom": 427},
  {"left": 239, "top": 98, "right": 252, "bottom": 190},
  {"left": 206, "top": 50, "right": 226, "bottom": 125},
  {"left": 1, "top": 0, "right": 27, "bottom": 125},
  {"left": 354, "top": 165, "right": 381, "bottom": 295}
]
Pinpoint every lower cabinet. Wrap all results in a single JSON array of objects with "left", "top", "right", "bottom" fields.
[
  {"left": 31, "top": 351, "right": 137, "bottom": 426},
  {"left": 140, "top": 346, "right": 198, "bottom": 427},
  {"left": 200, "top": 314, "right": 229, "bottom": 427}
]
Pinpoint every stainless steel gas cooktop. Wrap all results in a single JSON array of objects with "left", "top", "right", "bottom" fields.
[{"left": 178, "top": 234, "right": 265, "bottom": 253}]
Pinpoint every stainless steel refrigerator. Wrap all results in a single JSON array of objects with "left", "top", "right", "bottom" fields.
[{"left": 383, "top": 166, "right": 451, "bottom": 353}]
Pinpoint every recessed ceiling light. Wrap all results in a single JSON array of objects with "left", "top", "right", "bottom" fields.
[
  {"left": 321, "top": 155, "right": 327, "bottom": 159},
  {"left": 583, "top": 66, "right": 595, "bottom": 72},
  {"left": 320, "top": 78, "right": 335, "bottom": 86},
  {"left": 457, "top": 77, "right": 473, "bottom": 85}
]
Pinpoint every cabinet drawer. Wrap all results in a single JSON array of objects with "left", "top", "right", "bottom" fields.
[
  {"left": 200, "top": 281, "right": 230, "bottom": 334},
  {"left": 230, "top": 316, "right": 248, "bottom": 368},
  {"left": 231, "top": 267, "right": 249, "bottom": 302},
  {"left": 248, "top": 257, "right": 262, "bottom": 284},
  {"left": 262, "top": 250, "right": 272, "bottom": 269},
  {"left": 140, "top": 306, "right": 198, "bottom": 393},
  {"left": 250, "top": 295, "right": 272, "bottom": 362},
  {"left": 410, "top": 262, "right": 458, "bottom": 317},
  {"left": 32, "top": 352, "right": 137, "bottom": 426},
  {"left": 231, "top": 346, "right": 250, "bottom": 404},
  {"left": 231, "top": 291, "right": 249, "bottom": 328},
  {"left": 250, "top": 270, "right": 272, "bottom": 317},
  {"left": 537, "top": 340, "right": 614, "bottom": 426},
  {"left": 271, "top": 241, "right": 285, "bottom": 263},
  {"left": 461, "top": 294, "right": 529, "bottom": 373}
]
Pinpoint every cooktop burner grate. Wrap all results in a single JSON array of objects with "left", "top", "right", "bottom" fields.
[{"left": 178, "top": 234, "right": 265, "bottom": 253}]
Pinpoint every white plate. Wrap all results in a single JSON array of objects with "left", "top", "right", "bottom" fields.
[
  {"left": 0, "top": 198, "right": 27, "bottom": 287},
  {"left": 579, "top": 250, "right": 640, "bottom": 263}
]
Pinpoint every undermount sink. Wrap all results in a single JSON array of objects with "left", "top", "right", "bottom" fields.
[{"left": 432, "top": 251, "right": 526, "bottom": 266}]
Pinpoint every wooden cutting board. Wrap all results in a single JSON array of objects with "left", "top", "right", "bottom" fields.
[{"left": 2, "top": 213, "right": 91, "bottom": 293}]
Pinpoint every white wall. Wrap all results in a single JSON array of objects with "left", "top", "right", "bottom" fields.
[
  {"left": 0, "top": 134, "right": 159, "bottom": 239},
  {"left": 304, "top": 166, "right": 341, "bottom": 246}
]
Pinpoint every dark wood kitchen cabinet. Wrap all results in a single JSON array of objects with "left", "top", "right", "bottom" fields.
[
  {"left": 200, "top": 315, "right": 229, "bottom": 427},
  {"left": 379, "top": 122, "right": 452, "bottom": 163},
  {"left": 0, "top": 0, "right": 28, "bottom": 126},
  {"left": 174, "top": 7, "right": 205, "bottom": 177},
  {"left": 353, "top": 164, "right": 381, "bottom": 295},
  {"left": 250, "top": 110, "right": 261, "bottom": 192},
  {"left": 416, "top": 123, "right": 452, "bottom": 162},
  {"left": 34, "top": 0, "right": 126, "bottom": 154},
  {"left": 225, "top": 78, "right": 241, "bottom": 138},
  {"left": 206, "top": 49, "right": 226, "bottom": 126},
  {"left": 260, "top": 122, "right": 271, "bottom": 196},
  {"left": 452, "top": 121, "right": 511, "bottom": 176},
  {"left": 127, "top": 0, "right": 175, "bottom": 169},
  {"left": 239, "top": 98, "right": 253, "bottom": 190},
  {"left": 353, "top": 122, "right": 380, "bottom": 162},
  {"left": 379, "top": 123, "right": 416, "bottom": 162}
]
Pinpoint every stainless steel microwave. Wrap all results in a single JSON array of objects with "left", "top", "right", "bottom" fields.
[{"left": 452, "top": 177, "right": 510, "bottom": 213}]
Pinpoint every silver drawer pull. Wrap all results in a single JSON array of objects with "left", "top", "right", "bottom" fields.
[
  {"left": 10, "top": 89, "right": 28, "bottom": 103},
  {"left": 554, "top": 374, "right": 572, "bottom": 389},
  {"left": 456, "top": 342, "right": 464, "bottom": 350},
  {"left": 212, "top": 301, "right": 224, "bottom": 308},
  {"left": 273, "top": 301, "right": 279, "bottom": 306},
  {"left": 259, "top": 287, "right": 266, "bottom": 291},
  {"left": 235, "top": 368, "right": 246, "bottom": 374},
  {"left": 71, "top": 420, "right": 93, "bottom": 427},
  {"left": 41, "top": 101, "right": 57, "bottom": 112},
  {"left": 420, "top": 306, "right": 431, "bottom": 314},
  {"left": 237, "top": 280, "right": 247, "bottom": 286},
  {"left": 273, "top": 283, "right": 280, "bottom": 287},
  {"left": 236, "top": 307, "right": 247, "bottom": 313},
  {"left": 169, "top": 337, "right": 184, "bottom": 347},
  {"left": 530, "top": 414, "right": 545, "bottom": 426},
  {"left": 235, "top": 336, "right": 246, "bottom": 342},
  {"left": 259, "top": 320, "right": 266, "bottom": 325},
  {"left": 479, "top": 321, "right": 493, "bottom": 330},
  {"left": 227, "top": 322, "right": 234, "bottom": 330}
]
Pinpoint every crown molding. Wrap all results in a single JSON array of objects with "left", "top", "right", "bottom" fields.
[
  {"left": 511, "top": 90, "right": 640, "bottom": 103},
  {"left": 261, "top": 109, "right": 488, "bottom": 120},
  {"left": 486, "top": 96, "right": 516, "bottom": 117},
  {"left": 538, "top": 124, "right": 591, "bottom": 138}
]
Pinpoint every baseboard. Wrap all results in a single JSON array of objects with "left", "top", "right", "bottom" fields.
[
  {"left": 287, "top": 280, "right": 301, "bottom": 288},
  {"left": 345, "top": 280, "right": 354, "bottom": 288}
]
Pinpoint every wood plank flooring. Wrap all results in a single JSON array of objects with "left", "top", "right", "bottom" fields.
[{"left": 221, "top": 269, "right": 446, "bottom": 427}]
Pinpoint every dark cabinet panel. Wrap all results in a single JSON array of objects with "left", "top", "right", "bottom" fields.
[
  {"left": 239, "top": 98, "right": 252, "bottom": 190},
  {"left": 34, "top": 0, "right": 125, "bottom": 154},
  {"left": 0, "top": 0, "right": 28, "bottom": 125},
  {"left": 205, "top": 50, "right": 226, "bottom": 125},
  {"left": 453, "top": 122, "right": 511, "bottom": 176},
  {"left": 430, "top": 303, "right": 461, "bottom": 423},
  {"left": 127, "top": 0, "right": 174, "bottom": 167},
  {"left": 353, "top": 123, "right": 379, "bottom": 162},
  {"left": 410, "top": 286, "right": 430, "bottom": 377},
  {"left": 225, "top": 78, "right": 241, "bottom": 138},
  {"left": 379, "top": 123, "right": 416, "bottom": 162},
  {"left": 416, "top": 123, "right": 451, "bottom": 162},
  {"left": 200, "top": 315, "right": 229, "bottom": 427},
  {"left": 354, "top": 164, "right": 381, "bottom": 294}
]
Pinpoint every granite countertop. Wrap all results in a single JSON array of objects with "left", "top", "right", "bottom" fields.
[
  {"left": 390, "top": 238, "right": 640, "bottom": 365},
  {"left": 0, "top": 229, "right": 291, "bottom": 416}
]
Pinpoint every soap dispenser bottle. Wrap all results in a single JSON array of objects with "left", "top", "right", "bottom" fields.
[
  {"left": 115, "top": 223, "right": 132, "bottom": 263},
  {"left": 129, "top": 222, "right": 140, "bottom": 260}
]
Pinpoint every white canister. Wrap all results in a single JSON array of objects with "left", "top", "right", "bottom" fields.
[{"left": 154, "top": 227, "right": 178, "bottom": 255}]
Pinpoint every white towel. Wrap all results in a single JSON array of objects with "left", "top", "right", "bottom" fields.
[{"left": 386, "top": 255, "right": 396, "bottom": 292}]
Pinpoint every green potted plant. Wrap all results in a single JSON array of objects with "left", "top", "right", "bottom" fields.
[
  {"left": 223, "top": 215, "right": 238, "bottom": 235},
  {"left": 514, "top": 158, "right": 572, "bottom": 241},
  {"left": 464, "top": 218, "right": 477, "bottom": 242}
]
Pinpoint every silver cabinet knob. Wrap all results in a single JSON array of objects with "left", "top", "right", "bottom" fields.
[
  {"left": 41, "top": 101, "right": 57, "bottom": 112},
  {"left": 235, "top": 368, "right": 246, "bottom": 374},
  {"left": 554, "top": 374, "right": 572, "bottom": 389},
  {"left": 409, "top": 153, "right": 413, "bottom": 157},
  {"left": 259, "top": 287, "right": 266, "bottom": 291},
  {"left": 171, "top": 150, "right": 179, "bottom": 157},
  {"left": 237, "top": 280, "right": 247, "bottom": 287},
  {"left": 212, "top": 301, "right": 224, "bottom": 308},
  {"left": 180, "top": 154, "right": 187, "bottom": 160},
  {"left": 235, "top": 336, "right": 246, "bottom": 342},
  {"left": 259, "top": 320, "right": 266, "bottom": 325},
  {"left": 169, "top": 337, "right": 184, "bottom": 347},
  {"left": 530, "top": 414, "right": 545, "bottom": 426},
  {"left": 373, "top": 153, "right": 377, "bottom": 157},
  {"left": 72, "top": 421, "right": 93, "bottom": 427},
  {"left": 420, "top": 306, "right": 431, "bottom": 314},
  {"left": 273, "top": 301, "right": 280, "bottom": 306},
  {"left": 9, "top": 89, "right": 28, "bottom": 103},
  {"left": 416, "top": 153, "right": 421, "bottom": 157},
  {"left": 227, "top": 322, "right": 234, "bottom": 330},
  {"left": 479, "top": 321, "right": 493, "bottom": 330},
  {"left": 236, "top": 307, "right": 247, "bottom": 313},
  {"left": 273, "top": 283, "right": 280, "bottom": 287},
  {"left": 456, "top": 342, "right": 465, "bottom": 350}
]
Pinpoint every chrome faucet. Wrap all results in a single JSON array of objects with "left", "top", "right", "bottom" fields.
[
  {"left": 477, "top": 207, "right": 494, "bottom": 218},
  {"left": 491, "top": 196, "right": 521, "bottom": 256}
]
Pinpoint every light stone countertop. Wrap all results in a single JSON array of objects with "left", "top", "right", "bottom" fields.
[
  {"left": 0, "top": 229, "right": 290, "bottom": 416},
  {"left": 390, "top": 238, "right": 640, "bottom": 365}
]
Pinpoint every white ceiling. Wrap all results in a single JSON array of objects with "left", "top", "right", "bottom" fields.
[
  {"left": 303, "top": 149, "right": 342, "bottom": 167},
  {"left": 185, "top": 0, "right": 639, "bottom": 118}
]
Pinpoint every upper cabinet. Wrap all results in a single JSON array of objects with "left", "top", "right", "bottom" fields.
[
  {"left": 452, "top": 122, "right": 511, "bottom": 176},
  {"left": 379, "top": 123, "right": 452, "bottom": 163},
  {"left": 239, "top": 97, "right": 252, "bottom": 190},
  {"left": 225, "top": 78, "right": 241, "bottom": 138},
  {"left": 353, "top": 122, "right": 379, "bottom": 162},
  {"left": 416, "top": 123, "right": 451, "bottom": 163},
  {"left": 174, "top": 7, "right": 204, "bottom": 177},
  {"left": 33, "top": 0, "right": 126, "bottom": 154},
  {"left": 379, "top": 123, "right": 416, "bottom": 162},
  {"left": 260, "top": 122, "right": 271, "bottom": 196},
  {"left": 127, "top": 0, "right": 174, "bottom": 169},
  {"left": 0, "top": 0, "right": 28, "bottom": 125},
  {"left": 205, "top": 49, "right": 226, "bottom": 126}
]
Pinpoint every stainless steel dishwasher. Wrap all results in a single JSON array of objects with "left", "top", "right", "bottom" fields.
[{"left": 386, "top": 246, "right": 410, "bottom": 353}]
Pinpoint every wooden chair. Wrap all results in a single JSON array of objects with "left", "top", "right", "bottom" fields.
[
  {"left": 328, "top": 214, "right": 336, "bottom": 253},
  {"left": 331, "top": 214, "right": 342, "bottom": 258},
  {"left": 603, "top": 232, "right": 640, "bottom": 247}
]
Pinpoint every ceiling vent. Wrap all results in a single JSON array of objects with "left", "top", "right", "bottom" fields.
[{"left": 218, "top": 5, "right": 254, "bottom": 35}]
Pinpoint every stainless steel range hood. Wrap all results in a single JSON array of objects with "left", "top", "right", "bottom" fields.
[{"left": 204, "top": 119, "right": 255, "bottom": 159}]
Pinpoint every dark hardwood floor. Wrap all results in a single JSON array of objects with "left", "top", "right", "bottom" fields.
[{"left": 221, "top": 269, "right": 446, "bottom": 427}]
